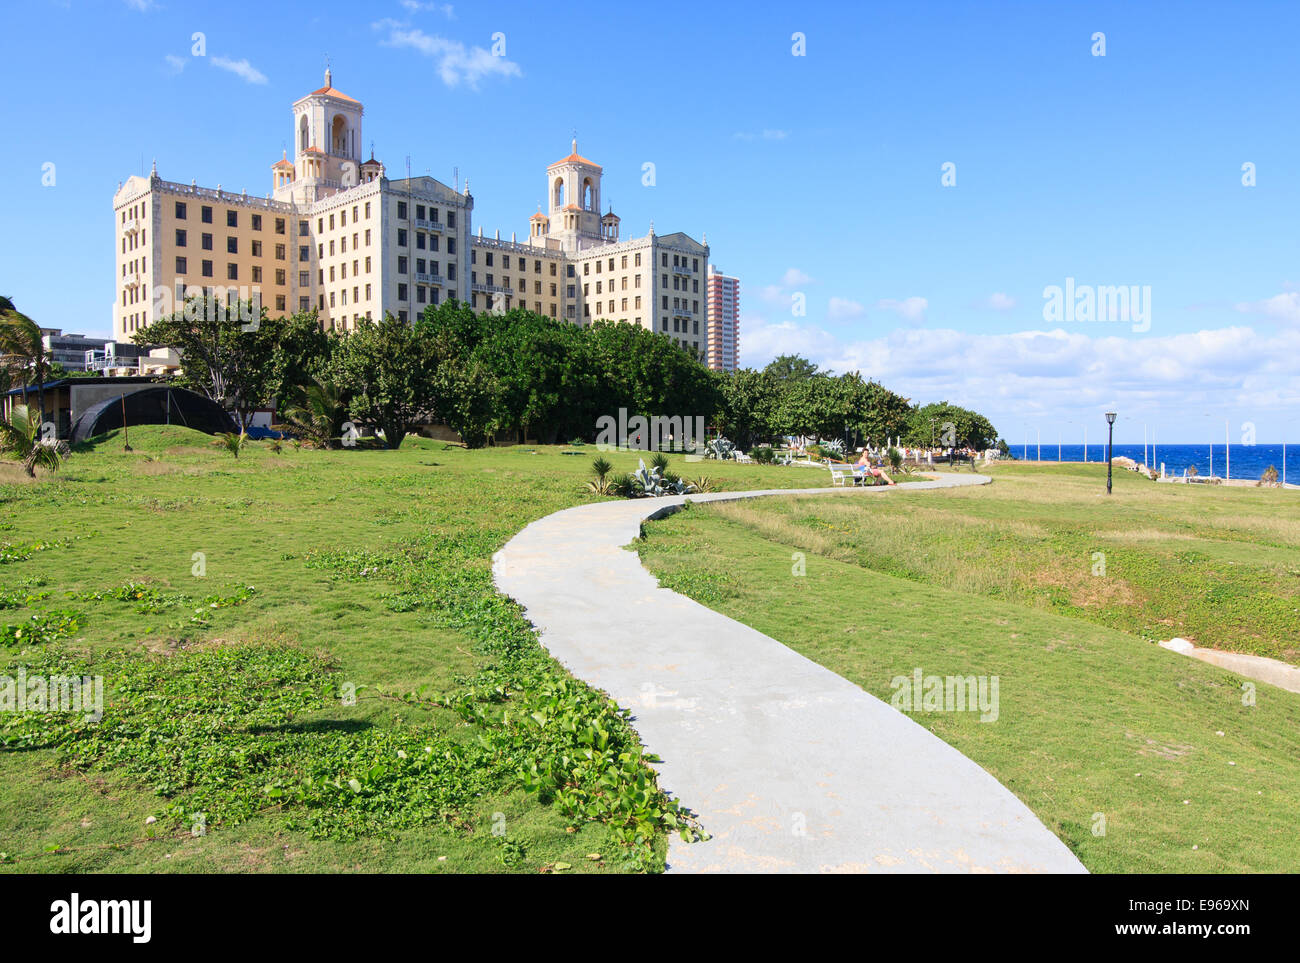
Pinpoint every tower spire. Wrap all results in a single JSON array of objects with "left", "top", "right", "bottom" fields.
[{"left": 324, "top": 56, "right": 331, "bottom": 88}]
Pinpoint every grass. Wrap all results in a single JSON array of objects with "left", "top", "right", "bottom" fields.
[
  {"left": 0, "top": 427, "right": 822, "bottom": 874},
  {"left": 636, "top": 461, "right": 1300, "bottom": 873}
]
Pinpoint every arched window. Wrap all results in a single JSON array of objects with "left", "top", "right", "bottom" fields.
[
  {"left": 332, "top": 115, "right": 348, "bottom": 156},
  {"left": 582, "top": 178, "right": 594, "bottom": 210},
  {"left": 299, "top": 115, "right": 309, "bottom": 152},
  {"left": 553, "top": 177, "right": 565, "bottom": 208}
]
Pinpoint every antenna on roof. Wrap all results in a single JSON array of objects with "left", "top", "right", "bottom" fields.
[{"left": 454, "top": 166, "right": 458, "bottom": 192}]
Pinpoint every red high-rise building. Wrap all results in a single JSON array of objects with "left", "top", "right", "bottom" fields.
[{"left": 705, "top": 264, "right": 739, "bottom": 371}]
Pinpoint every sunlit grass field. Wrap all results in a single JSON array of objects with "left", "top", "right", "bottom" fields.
[
  {"left": 0, "top": 427, "right": 822, "bottom": 874},
  {"left": 636, "top": 462, "right": 1300, "bottom": 872}
]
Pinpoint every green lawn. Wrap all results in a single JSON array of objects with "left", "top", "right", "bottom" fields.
[
  {"left": 636, "top": 462, "right": 1300, "bottom": 873},
  {"left": 0, "top": 428, "right": 823, "bottom": 874}
]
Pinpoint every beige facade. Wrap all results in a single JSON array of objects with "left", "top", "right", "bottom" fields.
[{"left": 113, "top": 73, "right": 709, "bottom": 356}]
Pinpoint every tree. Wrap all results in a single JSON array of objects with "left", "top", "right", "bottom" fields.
[
  {"left": 135, "top": 295, "right": 275, "bottom": 427},
  {"left": 0, "top": 296, "right": 51, "bottom": 425},
  {"left": 762, "top": 354, "right": 822, "bottom": 385},
  {"left": 718, "top": 368, "right": 781, "bottom": 449},
  {"left": 328, "top": 313, "right": 441, "bottom": 449},
  {"left": 905, "top": 401, "right": 998, "bottom": 450},
  {"left": 0, "top": 404, "right": 61, "bottom": 477},
  {"left": 281, "top": 376, "right": 349, "bottom": 449}
]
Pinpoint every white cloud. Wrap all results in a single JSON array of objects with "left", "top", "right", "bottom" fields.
[
  {"left": 1236, "top": 291, "right": 1300, "bottom": 323},
  {"left": 986, "top": 292, "right": 1017, "bottom": 311},
  {"left": 876, "top": 296, "right": 928, "bottom": 324},
  {"left": 163, "top": 54, "right": 186, "bottom": 74},
  {"left": 733, "top": 129, "right": 789, "bottom": 142},
  {"left": 124, "top": 0, "right": 157, "bottom": 11},
  {"left": 399, "top": 0, "right": 455, "bottom": 14},
  {"left": 373, "top": 20, "right": 520, "bottom": 88},
  {"left": 781, "top": 267, "right": 812, "bottom": 287},
  {"left": 735, "top": 317, "right": 1300, "bottom": 440},
  {"left": 827, "top": 297, "right": 865, "bottom": 321},
  {"left": 211, "top": 56, "right": 268, "bottom": 85}
]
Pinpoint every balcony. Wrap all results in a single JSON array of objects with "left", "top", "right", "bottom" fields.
[
  {"left": 415, "top": 218, "right": 444, "bottom": 233},
  {"left": 415, "top": 272, "right": 445, "bottom": 286},
  {"left": 472, "top": 281, "right": 507, "bottom": 295},
  {"left": 671, "top": 262, "right": 692, "bottom": 275}
]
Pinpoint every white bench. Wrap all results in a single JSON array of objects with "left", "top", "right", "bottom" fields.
[{"left": 828, "top": 461, "right": 863, "bottom": 486}]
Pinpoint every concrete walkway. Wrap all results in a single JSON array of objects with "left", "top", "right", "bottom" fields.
[{"left": 492, "top": 474, "right": 1087, "bottom": 873}]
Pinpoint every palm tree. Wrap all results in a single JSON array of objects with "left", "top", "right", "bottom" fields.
[
  {"left": 0, "top": 296, "right": 50, "bottom": 425},
  {"left": 282, "top": 377, "right": 347, "bottom": 449},
  {"left": 0, "top": 404, "right": 61, "bottom": 477}
]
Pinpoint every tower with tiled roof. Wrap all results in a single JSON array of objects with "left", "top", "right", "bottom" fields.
[
  {"left": 280, "top": 67, "right": 365, "bottom": 203},
  {"left": 546, "top": 139, "right": 604, "bottom": 251}
]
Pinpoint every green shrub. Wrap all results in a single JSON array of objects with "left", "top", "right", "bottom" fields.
[{"left": 752, "top": 446, "right": 775, "bottom": 464}]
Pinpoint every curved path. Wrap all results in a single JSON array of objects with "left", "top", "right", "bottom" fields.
[{"left": 492, "top": 474, "right": 1086, "bottom": 873}]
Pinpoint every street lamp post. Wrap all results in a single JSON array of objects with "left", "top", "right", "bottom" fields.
[{"left": 1105, "top": 411, "right": 1117, "bottom": 494}]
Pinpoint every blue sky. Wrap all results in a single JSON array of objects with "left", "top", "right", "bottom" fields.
[{"left": 3, "top": 0, "right": 1299, "bottom": 443}]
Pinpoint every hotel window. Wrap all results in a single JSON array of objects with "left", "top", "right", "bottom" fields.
[
  {"left": 330, "top": 292, "right": 336, "bottom": 307},
  {"left": 329, "top": 240, "right": 335, "bottom": 256},
  {"left": 661, "top": 253, "right": 668, "bottom": 266},
  {"left": 635, "top": 253, "right": 641, "bottom": 267},
  {"left": 365, "top": 229, "right": 371, "bottom": 245},
  {"left": 329, "top": 266, "right": 335, "bottom": 282},
  {"left": 318, "top": 244, "right": 324, "bottom": 258},
  {"left": 202, "top": 233, "right": 213, "bottom": 251},
  {"left": 298, "top": 219, "right": 309, "bottom": 235},
  {"left": 276, "top": 294, "right": 286, "bottom": 311},
  {"left": 621, "top": 298, "right": 628, "bottom": 311},
  {"left": 621, "top": 255, "right": 628, "bottom": 269},
  {"left": 621, "top": 277, "right": 628, "bottom": 291},
  {"left": 176, "top": 256, "right": 187, "bottom": 273},
  {"left": 275, "top": 244, "right": 286, "bottom": 260},
  {"left": 329, "top": 214, "right": 335, "bottom": 230},
  {"left": 300, "top": 296, "right": 310, "bottom": 312},
  {"left": 416, "top": 205, "right": 425, "bottom": 220},
  {"left": 635, "top": 274, "right": 641, "bottom": 287},
  {"left": 550, "top": 262, "right": 557, "bottom": 276},
  {"left": 550, "top": 303, "right": 557, "bottom": 315},
  {"left": 202, "top": 206, "right": 213, "bottom": 223},
  {"left": 176, "top": 202, "right": 187, "bottom": 219},
  {"left": 319, "top": 270, "right": 324, "bottom": 284},
  {"left": 352, "top": 232, "right": 358, "bottom": 249},
  {"left": 176, "top": 229, "right": 187, "bottom": 247},
  {"left": 583, "top": 284, "right": 589, "bottom": 296},
  {"left": 447, "top": 238, "right": 456, "bottom": 254},
  {"left": 398, "top": 283, "right": 408, "bottom": 300},
  {"left": 583, "top": 262, "right": 589, "bottom": 275},
  {"left": 550, "top": 283, "right": 557, "bottom": 296},
  {"left": 227, "top": 210, "right": 238, "bottom": 228},
  {"left": 416, "top": 233, "right": 426, "bottom": 250},
  {"left": 397, "top": 229, "right": 408, "bottom": 246},
  {"left": 275, "top": 217, "right": 286, "bottom": 234},
  {"left": 486, "top": 253, "right": 494, "bottom": 266},
  {"left": 693, "top": 258, "right": 699, "bottom": 272},
  {"left": 353, "top": 205, "right": 359, "bottom": 221},
  {"left": 471, "top": 250, "right": 477, "bottom": 264},
  {"left": 227, "top": 237, "right": 238, "bottom": 254},
  {"left": 535, "top": 260, "right": 542, "bottom": 273},
  {"left": 202, "top": 260, "right": 213, "bottom": 277},
  {"left": 365, "top": 202, "right": 371, "bottom": 218},
  {"left": 252, "top": 240, "right": 262, "bottom": 257},
  {"left": 567, "top": 285, "right": 576, "bottom": 298},
  {"left": 535, "top": 281, "right": 542, "bottom": 295},
  {"left": 252, "top": 266, "right": 262, "bottom": 283},
  {"left": 353, "top": 259, "right": 359, "bottom": 276},
  {"left": 596, "top": 281, "right": 602, "bottom": 293},
  {"left": 299, "top": 271, "right": 309, "bottom": 286},
  {"left": 318, "top": 218, "right": 324, "bottom": 233},
  {"left": 397, "top": 201, "right": 407, "bottom": 219},
  {"left": 447, "top": 211, "right": 456, "bottom": 228},
  {"left": 662, "top": 296, "right": 668, "bottom": 308},
  {"left": 365, "top": 283, "right": 371, "bottom": 299},
  {"left": 608, "top": 258, "right": 615, "bottom": 271},
  {"left": 398, "top": 256, "right": 408, "bottom": 274},
  {"left": 227, "top": 264, "right": 238, "bottom": 280},
  {"left": 252, "top": 214, "right": 262, "bottom": 231},
  {"left": 276, "top": 269, "right": 286, "bottom": 285},
  {"left": 341, "top": 210, "right": 347, "bottom": 227},
  {"left": 319, "top": 295, "right": 326, "bottom": 309},
  {"left": 417, "top": 286, "right": 427, "bottom": 304},
  {"left": 353, "top": 286, "right": 359, "bottom": 303},
  {"left": 299, "top": 245, "right": 310, "bottom": 261}
]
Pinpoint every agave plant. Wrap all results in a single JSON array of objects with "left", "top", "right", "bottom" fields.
[
  {"left": 0, "top": 404, "right": 61, "bottom": 477},
  {"left": 687, "top": 475, "right": 719, "bottom": 493},
  {"left": 706, "top": 437, "right": 735, "bottom": 460},
  {"left": 630, "top": 458, "right": 695, "bottom": 497},
  {"left": 650, "top": 451, "right": 671, "bottom": 473},
  {"left": 819, "top": 438, "right": 846, "bottom": 458}
]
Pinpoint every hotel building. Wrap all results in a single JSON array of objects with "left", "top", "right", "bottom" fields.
[{"left": 112, "top": 72, "right": 715, "bottom": 359}]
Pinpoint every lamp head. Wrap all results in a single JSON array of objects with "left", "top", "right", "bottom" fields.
[{"left": 1105, "top": 411, "right": 1117, "bottom": 425}]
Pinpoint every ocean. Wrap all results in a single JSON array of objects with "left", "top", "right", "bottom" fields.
[{"left": 1011, "top": 442, "right": 1296, "bottom": 482}]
